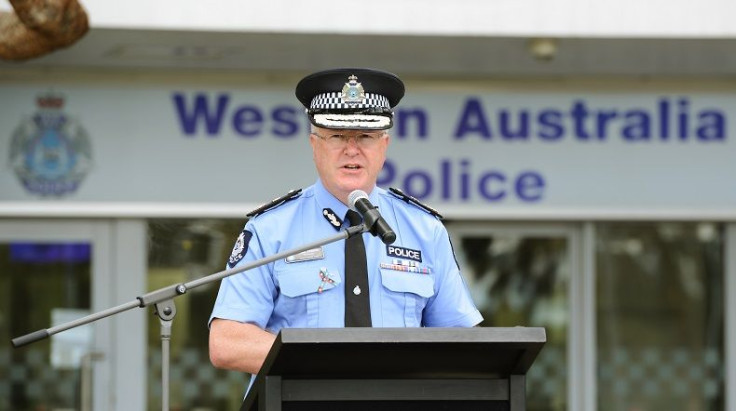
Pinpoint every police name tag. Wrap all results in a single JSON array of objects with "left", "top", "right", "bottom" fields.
[
  {"left": 386, "top": 245, "right": 422, "bottom": 262},
  {"left": 285, "top": 247, "right": 325, "bottom": 263}
]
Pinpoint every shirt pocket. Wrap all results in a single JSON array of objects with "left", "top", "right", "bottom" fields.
[
  {"left": 274, "top": 263, "right": 342, "bottom": 327},
  {"left": 379, "top": 269, "right": 435, "bottom": 327}
]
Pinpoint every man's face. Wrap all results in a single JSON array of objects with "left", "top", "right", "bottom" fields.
[{"left": 309, "top": 126, "right": 390, "bottom": 204}]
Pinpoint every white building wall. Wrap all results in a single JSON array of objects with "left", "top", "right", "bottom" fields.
[{"left": 66, "top": 0, "right": 736, "bottom": 38}]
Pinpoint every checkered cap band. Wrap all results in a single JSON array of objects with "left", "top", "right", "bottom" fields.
[{"left": 310, "top": 92, "right": 391, "bottom": 110}]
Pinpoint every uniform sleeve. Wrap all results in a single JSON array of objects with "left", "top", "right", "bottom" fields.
[
  {"left": 208, "top": 220, "right": 277, "bottom": 330},
  {"left": 422, "top": 223, "right": 483, "bottom": 327}
]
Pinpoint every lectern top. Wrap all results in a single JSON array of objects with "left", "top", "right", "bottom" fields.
[
  {"left": 279, "top": 327, "right": 544, "bottom": 344},
  {"left": 259, "top": 327, "right": 546, "bottom": 379}
]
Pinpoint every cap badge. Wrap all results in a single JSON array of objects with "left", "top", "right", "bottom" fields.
[{"left": 341, "top": 75, "right": 365, "bottom": 104}]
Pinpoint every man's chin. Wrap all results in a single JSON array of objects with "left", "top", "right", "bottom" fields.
[
  {"left": 336, "top": 178, "right": 367, "bottom": 191},
  {"left": 337, "top": 183, "right": 372, "bottom": 197}
]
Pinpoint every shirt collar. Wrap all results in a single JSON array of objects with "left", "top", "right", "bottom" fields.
[{"left": 314, "top": 179, "right": 378, "bottom": 221}]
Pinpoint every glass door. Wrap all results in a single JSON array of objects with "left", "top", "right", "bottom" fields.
[
  {"left": 0, "top": 220, "right": 117, "bottom": 411},
  {"left": 447, "top": 222, "right": 580, "bottom": 411}
]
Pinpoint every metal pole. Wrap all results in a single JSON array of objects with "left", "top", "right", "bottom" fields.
[
  {"left": 161, "top": 319, "right": 171, "bottom": 411},
  {"left": 80, "top": 351, "right": 104, "bottom": 411},
  {"left": 155, "top": 299, "right": 176, "bottom": 411}
]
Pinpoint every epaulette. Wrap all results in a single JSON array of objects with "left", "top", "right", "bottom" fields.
[
  {"left": 388, "top": 187, "right": 443, "bottom": 219},
  {"left": 246, "top": 189, "right": 302, "bottom": 218}
]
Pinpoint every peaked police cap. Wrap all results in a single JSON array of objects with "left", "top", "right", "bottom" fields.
[{"left": 295, "top": 68, "right": 405, "bottom": 130}]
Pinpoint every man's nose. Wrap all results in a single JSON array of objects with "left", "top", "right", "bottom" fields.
[
  {"left": 343, "top": 138, "right": 361, "bottom": 155},
  {"left": 346, "top": 136, "right": 361, "bottom": 146}
]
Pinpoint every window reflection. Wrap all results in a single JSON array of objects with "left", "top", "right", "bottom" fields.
[
  {"left": 596, "top": 222, "right": 724, "bottom": 411},
  {"left": 146, "top": 219, "right": 245, "bottom": 411},
  {"left": 0, "top": 242, "right": 91, "bottom": 410},
  {"left": 454, "top": 230, "right": 570, "bottom": 411}
]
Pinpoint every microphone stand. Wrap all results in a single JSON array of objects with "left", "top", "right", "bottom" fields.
[{"left": 11, "top": 223, "right": 367, "bottom": 411}]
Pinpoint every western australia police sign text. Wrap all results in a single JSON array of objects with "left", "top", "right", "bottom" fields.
[{"left": 172, "top": 93, "right": 726, "bottom": 204}]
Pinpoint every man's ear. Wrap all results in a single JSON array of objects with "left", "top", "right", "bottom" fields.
[{"left": 309, "top": 133, "right": 318, "bottom": 157}]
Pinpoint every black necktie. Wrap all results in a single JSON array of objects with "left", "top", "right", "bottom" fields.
[{"left": 344, "top": 210, "right": 372, "bottom": 327}]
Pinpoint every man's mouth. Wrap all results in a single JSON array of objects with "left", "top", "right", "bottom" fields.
[{"left": 344, "top": 164, "right": 361, "bottom": 170}]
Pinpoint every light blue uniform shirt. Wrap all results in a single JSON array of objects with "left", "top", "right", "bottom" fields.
[{"left": 209, "top": 180, "right": 482, "bottom": 334}]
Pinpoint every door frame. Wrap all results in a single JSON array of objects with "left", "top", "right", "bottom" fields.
[
  {"left": 446, "top": 221, "right": 595, "bottom": 411},
  {"left": 0, "top": 218, "right": 146, "bottom": 411}
]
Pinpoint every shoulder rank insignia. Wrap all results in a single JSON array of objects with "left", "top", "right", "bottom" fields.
[
  {"left": 246, "top": 189, "right": 302, "bottom": 218},
  {"left": 388, "top": 187, "right": 443, "bottom": 219}
]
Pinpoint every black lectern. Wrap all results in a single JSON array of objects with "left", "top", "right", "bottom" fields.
[{"left": 241, "top": 327, "right": 546, "bottom": 411}]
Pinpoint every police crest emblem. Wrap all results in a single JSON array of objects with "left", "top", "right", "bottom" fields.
[
  {"left": 341, "top": 75, "right": 365, "bottom": 104},
  {"left": 228, "top": 230, "right": 253, "bottom": 269},
  {"left": 9, "top": 93, "right": 93, "bottom": 196}
]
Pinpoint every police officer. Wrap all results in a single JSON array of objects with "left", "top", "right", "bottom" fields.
[{"left": 208, "top": 68, "right": 482, "bottom": 376}]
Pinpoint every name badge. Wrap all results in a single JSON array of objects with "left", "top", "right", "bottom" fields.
[
  {"left": 285, "top": 247, "right": 325, "bottom": 263},
  {"left": 386, "top": 245, "right": 422, "bottom": 262}
]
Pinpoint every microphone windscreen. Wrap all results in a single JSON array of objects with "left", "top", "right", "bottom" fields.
[{"left": 348, "top": 190, "right": 369, "bottom": 210}]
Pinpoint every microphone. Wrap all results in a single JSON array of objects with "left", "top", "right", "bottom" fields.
[{"left": 348, "top": 190, "right": 397, "bottom": 245}]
